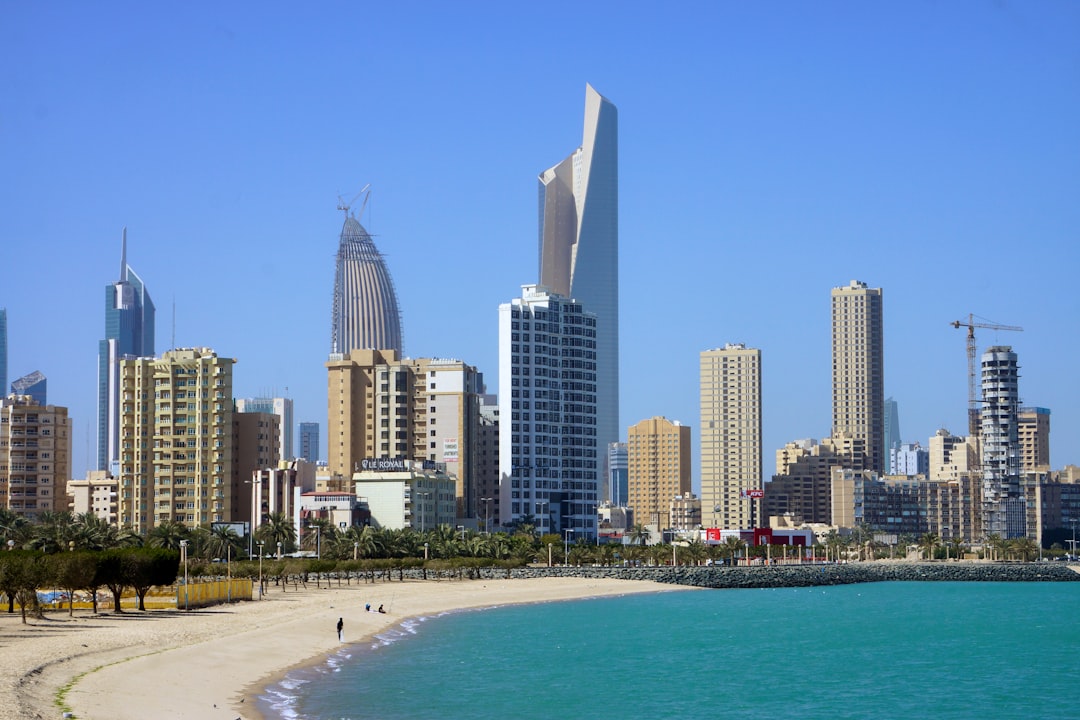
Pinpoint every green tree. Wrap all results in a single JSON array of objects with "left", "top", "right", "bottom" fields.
[
  {"left": 126, "top": 548, "right": 180, "bottom": 611},
  {"left": 2, "top": 551, "right": 49, "bottom": 623},
  {"left": 628, "top": 523, "right": 651, "bottom": 546},
  {"left": 146, "top": 520, "right": 190, "bottom": 550},
  {"left": 49, "top": 551, "right": 98, "bottom": 616},
  {"left": 205, "top": 525, "right": 243, "bottom": 562},
  {"left": 919, "top": 532, "right": 941, "bottom": 561},
  {"left": 255, "top": 512, "right": 296, "bottom": 557},
  {"left": 720, "top": 536, "right": 745, "bottom": 566}
]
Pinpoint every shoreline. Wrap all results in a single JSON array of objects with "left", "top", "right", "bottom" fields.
[{"left": 5, "top": 577, "right": 692, "bottom": 720}]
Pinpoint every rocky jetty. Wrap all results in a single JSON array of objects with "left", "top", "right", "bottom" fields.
[{"left": 470, "top": 562, "right": 1080, "bottom": 588}]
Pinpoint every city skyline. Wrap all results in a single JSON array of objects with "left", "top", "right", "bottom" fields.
[{"left": 2, "top": 3, "right": 1078, "bottom": 486}]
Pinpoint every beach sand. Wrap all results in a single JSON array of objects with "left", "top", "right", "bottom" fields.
[{"left": 3, "top": 576, "right": 690, "bottom": 720}]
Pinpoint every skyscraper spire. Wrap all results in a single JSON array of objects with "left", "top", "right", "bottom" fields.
[{"left": 120, "top": 227, "right": 127, "bottom": 281}]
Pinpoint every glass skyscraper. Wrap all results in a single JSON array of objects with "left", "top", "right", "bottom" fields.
[
  {"left": 538, "top": 84, "right": 619, "bottom": 465},
  {"left": 299, "top": 422, "right": 319, "bottom": 463},
  {"left": 330, "top": 199, "right": 402, "bottom": 356},
  {"left": 98, "top": 229, "right": 155, "bottom": 472},
  {"left": 10, "top": 371, "right": 46, "bottom": 405}
]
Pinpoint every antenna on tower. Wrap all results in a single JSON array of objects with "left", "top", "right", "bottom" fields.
[
  {"left": 337, "top": 184, "right": 371, "bottom": 219},
  {"left": 172, "top": 295, "right": 176, "bottom": 350}
]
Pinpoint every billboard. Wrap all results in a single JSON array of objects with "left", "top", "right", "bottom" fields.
[
  {"left": 359, "top": 457, "right": 407, "bottom": 472},
  {"left": 443, "top": 438, "right": 459, "bottom": 462}
]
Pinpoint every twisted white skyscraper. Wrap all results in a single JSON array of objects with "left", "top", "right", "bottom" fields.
[{"left": 538, "top": 84, "right": 619, "bottom": 461}]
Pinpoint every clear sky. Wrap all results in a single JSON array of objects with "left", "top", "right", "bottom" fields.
[{"left": 2, "top": 1, "right": 1078, "bottom": 486}]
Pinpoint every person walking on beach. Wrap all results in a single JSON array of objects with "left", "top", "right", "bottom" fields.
[{"left": 337, "top": 617, "right": 344, "bottom": 641}]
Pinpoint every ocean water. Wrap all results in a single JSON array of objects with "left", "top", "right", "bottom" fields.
[{"left": 261, "top": 582, "right": 1080, "bottom": 720}]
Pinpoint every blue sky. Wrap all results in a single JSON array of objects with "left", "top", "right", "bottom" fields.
[{"left": 2, "top": 1, "right": 1078, "bottom": 484}]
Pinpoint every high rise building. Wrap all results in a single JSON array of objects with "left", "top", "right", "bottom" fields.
[
  {"left": 0, "top": 308, "right": 6, "bottom": 395},
  {"left": 117, "top": 348, "right": 233, "bottom": 533},
  {"left": 326, "top": 350, "right": 486, "bottom": 518},
  {"left": 700, "top": 344, "right": 762, "bottom": 530},
  {"left": 891, "top": 442, "right": 929, "bottom": 477},
  {"left": 538, "top": 84, "right": 619, "bottom": 469},
  {"left": 831, "top": 280, "right": 885, "bottom": 473},
  {"left": 928, "top": 428, "right": 978, "bottom": 482},
  {"left": 10, "top": 370, "right": 46, "bottom": 405},
  {"left": 1018, "top": 407, "right": 1051, "bottom": 472},
  {"left": 981, "top": 345, "right": 1024, "bottom": 538},
  {"left": 476, "top": 395, "right": 500, "bottom": 531},
  {"left": 98, "top": 229, "right": 155, "bottom": 472},
  {"left": 330, "top": 198, "right": 402, "bottom": 356},
  {"left": 498, "top": 285, "right": 599, "bottom": 539},
  {"left": 884, "top": 397, "right": 901, "bottom": 473},
  {"left": 299, "top": 422, "right": 320, "bottom": 463},
  {"left": 236, "top": 397, "right": 294, "bottom": 461},
  {"left": 627, "top": 416, "right": 690, "bottom": 530},
  {"left": 232, "top": 412, "right": 281, "bottom": 528},
  {"left": 0, "top": 395, "right": 71, "bottom": 520},
  {"left": 607, "top": 441, "right": 628, "bottom": 507}
]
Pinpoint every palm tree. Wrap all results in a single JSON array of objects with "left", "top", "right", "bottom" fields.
[
  {"left": 29, "top": 511, "right": 77, "bottom": 553},
  {"left": 0, "top": 508, "right": 31, "bottom": 550},
  {"left": 146, "top": 520, "right": 190, "bottom": 550},
  {"left": 948, "top": 535, "right": 965, "bottom": 561},
  {"left": 919, "top": 532, "right": 941, "bottom": 561},
  {"left": 1008, "top": 537, "right": 1039, "bottom": 562},
  {"left": 985, "top": 533, "right": 1005, "bottom": 561},
  {"left": 721, "top": 536, "right": 745, "bottom": 566},
  {"left": 255, "top": 512, "right": 296, "bottom": 557},
  {"left": 628, "top": 523, "right": 650, "bottom": 546},
  {"left": 206, "top": 525, "right": 243, "bottom": 562}
]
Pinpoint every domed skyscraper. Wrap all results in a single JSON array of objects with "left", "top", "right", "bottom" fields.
[{"left": 330, "top": 191, "right": 403, "bottom": 355}]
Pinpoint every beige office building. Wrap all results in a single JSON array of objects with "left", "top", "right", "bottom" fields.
[
  {"left": 117, "top": 348, "right": 235, "bottom": 532},
  {"left": 628, "top": 416, "right": 690, "bottom": 530},
  {"left": 326, "top": 349, "right": 485, "bottom": 519},
  {"left": 1018, "top": 407, "right": 1050, "bottom": 472},
  {"left": 831, "top": 280, "right": 885, "bottom": 473},
  {"left": 928, "top": 429, "right": 979, "bottom": 482},
  {"left": 67, "top": 470, "right": 119, "bottom": 523},
  {"left": 700, "top": 344, "right": 762, "bottom": 530},
  {"left": 0, "top": 395, "right": 71, "bottom": 520}
]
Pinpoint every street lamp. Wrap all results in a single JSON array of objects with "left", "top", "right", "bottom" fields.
[
  {"left": 353, "top": 541, "right": 359, "bottom": 561},
  {"left": 424, "top": 542, "right": 429, "bottom": 561},
  {"left": 564, "top": 528, "right": 574, "bottom": 566},
  {"left": 306, "top": 524, "right": 321, "bottom": 560},
  {"left": 416, "top": 491, "right": 432, "bottom": 534},
  {"left": 257, "top": 541, "right": 264, "bottom": 599},
  {"left": 276, "top": 541, "right": 282, "bottom": 560},
  {"left": 457, "top": 525, "right": 465, "bottom": 541},
  {"left": 179, "top": 540, "right": 189, "bottom": 611},
  {"left": 481, "top": 497, "right": 493, "bottom": 534}
]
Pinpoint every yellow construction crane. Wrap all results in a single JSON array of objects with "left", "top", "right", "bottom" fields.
[{"left": 950, "top": 314, "right": 1022, "bottom": 436}]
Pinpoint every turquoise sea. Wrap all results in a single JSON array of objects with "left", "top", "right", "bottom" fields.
[{"left": 260, "top": 582, "right": 1080, "bottom": 720}]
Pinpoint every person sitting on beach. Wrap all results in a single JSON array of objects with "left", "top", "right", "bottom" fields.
[
  {"left": 377, "top": 604, "right": 386, "bottom": 614},
  {"left": 365, "top": 603, "right": 371, "bottom": 612}
]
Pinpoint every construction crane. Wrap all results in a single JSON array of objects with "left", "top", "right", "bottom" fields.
[
  {"left": 337, "top": 183, "right": 371, "bottom": 218},
  {"left": 950, "top": 314, "right": 1023, "bottom": 436}
]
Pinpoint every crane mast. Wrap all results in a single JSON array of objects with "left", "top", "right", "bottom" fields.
[{"left": 950, "top": 314, "right": 1023, "bottom": 436}]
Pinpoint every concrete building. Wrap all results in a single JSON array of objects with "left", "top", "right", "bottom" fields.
[
  {"left": 981, "top": 346, "right": 1024, "bottom": 538},
  {"left": 236, "top": 397, "right": 294, "bottom": 461},
  {"left": 628, "top": 416, "right": 691, "bottom": 531},
  {"left": 670, "top": 492, "right": 702, "bottom": 533},
  {"left": 765, "top": 437, "right": 867, "bottom": 526},
  {"left": 330, "top": 196, "right": 403, "bottom": 356},
  {"left": 325, "top": 349, "right": 486, "bottom": 520},
  {"left": 884, "top": 397, "right": 901, "bottom": 473},
  {"left": 0, "top": 395, "right": 71, "bottom": 520},
  {"left": 538, "top": 84, "right": 619, "bottom": 477},
  {"left": 498, "top": 285, "right": 599, "bottom": 539},
  {"left": 928, "top": 429, "right": 979, "bottom": 482},
  {"left": 597, "top": 501, "right": 632, "bottom": 543},
  {"left": 353, "top": 459, "right": 456, "bottom": 532},
  {"left": 891, "top": 442, "right": 929, "bottom": 477},
  {"left": 67, "top": 470, "right": 118, "bottom": 523},
  {"left": 298, "top": 421, "right": 319, "bottom": 463},
  {"left": 117, "top": 348, "right": 234, "bottom": 532},
  {"left": 700, "top": 344, "right": 762, "bottom": 530},
  {"left": 298, "top": 491, "right": 371, "bottom": 538},
  {"left": 1018, "top": 407, "right": 1050, "bottom": 472},
  {"left": 607, "top": 441, "right": 628, "bottom": 507},
  {"left": 476, "top": 394, "right": 500, "bottom": 532},
  {"left": 233, "top": 411, "right": 281, "bottom": 525},
  {"left": 98, "top": 229, "right": 155, "bottom": 473},
  {"left": 10, "top": 371, "right": 46, "bottom": 405},
  {"left": 831, "top": 280, "right": 885, "bottom": 473},
  {"left": 248, "top": 460, "right": 317, "bottom": 541}
]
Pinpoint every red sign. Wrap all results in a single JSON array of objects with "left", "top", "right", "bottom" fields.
[
  {"left": 705, "top": 528, "right": 721, "bottom": 542},
  {"left": 743, "top": 489, "right": 764, "bottom": 499}
]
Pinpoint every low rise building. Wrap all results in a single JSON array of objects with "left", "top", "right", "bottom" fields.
[{"left": 353, "top": 458, "right": 456, "bottom": 531}]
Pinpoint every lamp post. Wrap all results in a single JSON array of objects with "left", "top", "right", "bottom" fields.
[
  {"left": 353, "top": 541, "right": 359, "bottom": 561},
  {"left": 416, "top": 491, "right": 432, "bottom": 534},
  {"left": 481, "top": 497, "right": 493, "bottom": 534},
  {"left": 257, "top": 541, "right": 264, "bottom": 599},
  {"left": 424, "top": 542, "right": 429, "bottom": 561},
  {"left": 226, "top": 543, "right": 232, "bottom": 603},
  {"left": 179, "top": 540, "right": 189, "bottom": 611},
  {"left": 564, "top": 528, "right": 574, "bottom": 566},
  {"left": 276, "top": 541, "right": 282, "bottom": 560}
]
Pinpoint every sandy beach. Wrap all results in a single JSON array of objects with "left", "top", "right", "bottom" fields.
[{"left": 2, "top": 576, "right": 690, "bottom": 720}]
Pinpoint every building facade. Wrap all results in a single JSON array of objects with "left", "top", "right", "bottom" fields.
[
  {"left": 891, "top": 442, "right": 929, "bottom": 477},
  {"left": 830, "top": 280, "right": 884, "bottom": 473},
  {"left": 981, "top": 345, "right": 1023, "bottom": 538},
  {"left": 928, "top": 429, "right": 978, "bottom": 482},
  {"left": 884, "top": 397, "right": 901, "bottom": 473},
  {"left": 1018, "top": 407, "right": 1050, "bottom": 472},
  {"left": 98, "top": 229, "right": 155, "bottom": 473},
  {"left": 299, "top": 421, "right": 319, "bottom": 463},
  {"left": 538, "top": 84, "right": 619, "bottom": 472},
  {"left": 0, "top": 395, "right": 71, "bottom": 520},
  {"left": 117, "top": 348, "right": 233, "bottom": 532},
  {"left": 0, "top": 308, "right": 6, "bottom": 395},
  {"left": 498, "top": 285, "right": 599, "bottom": 539},
  {"left": 236, "top": 397, "right": 294, "bottom": 461},
  {"left": 628, "top": 416, "right": 691, "bottom": 530},
  {"left": 700, "top": 344, "right": 762, "bottom": 530},
  {"left": 353, "top": 460, "right": 456, "bottom": 532},
  {"left": 330, "top": 201, "right": 402, "bottom": 356},
  {"left": 607, "top": 441, "right": 628, "bottom": 507},
  {"left": 67, "top": 470, "right": 119, "bottom": 523}
]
